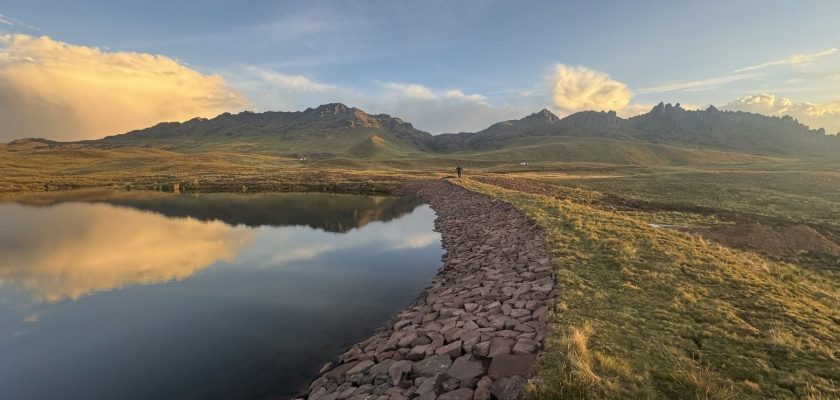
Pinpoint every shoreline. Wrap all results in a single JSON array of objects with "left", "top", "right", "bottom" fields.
[{"left": 296, "top": 179, "right": 556, "bottom": 400}]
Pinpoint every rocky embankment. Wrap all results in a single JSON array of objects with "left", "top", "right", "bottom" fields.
[{"left": 297, "top": 180, "right": 555, "bottom": 400}]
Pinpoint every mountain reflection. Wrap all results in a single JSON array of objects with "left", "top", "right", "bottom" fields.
[
  {"left": 11, "top": 191, "right": 424, "bottom": 232},
  {"left": 0, "top": 192, "right": 426, "bottom": 303},
  {"left": 0, "top": 202, "right": 253, "bottom": 302}
]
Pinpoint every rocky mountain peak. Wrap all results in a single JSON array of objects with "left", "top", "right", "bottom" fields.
[
  {"left": 312, "top": 102, "right": 351, "bottom": 116},
  {"left": 524, "top": 108, "right": 560, "bottom": 123}
]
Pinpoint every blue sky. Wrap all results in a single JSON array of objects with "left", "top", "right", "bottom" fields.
[{"left": 1, "top": 0, "right": 839, "bottom": 140}]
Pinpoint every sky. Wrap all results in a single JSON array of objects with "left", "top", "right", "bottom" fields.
[{"left": 1, "top": 0, "right": 839, "bottom": 141}]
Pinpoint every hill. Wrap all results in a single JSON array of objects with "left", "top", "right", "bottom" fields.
[
  {"left": 436, "top": 103, "right": 839, "bottom": 159},
  {"left": 6, "top": 102, "right": 840, "bottom": 166},
  {"left": 85, "top": 103, "right": 435, "bottom": 159}
]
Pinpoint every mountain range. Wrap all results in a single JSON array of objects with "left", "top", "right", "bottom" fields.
[{"left": 8, "top": 102, "right": 839, "bottom": 163}]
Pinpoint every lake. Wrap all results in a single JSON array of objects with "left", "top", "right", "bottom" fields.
[{"left": 0, "top": 191, "right": 443, "bottom": 400}]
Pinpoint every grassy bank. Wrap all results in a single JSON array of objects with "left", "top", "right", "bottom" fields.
[{"left": 455, "top": 178, "right": 839, "bottom": 399}]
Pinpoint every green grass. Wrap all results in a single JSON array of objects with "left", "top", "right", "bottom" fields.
[
  {"left": 449, "top": 136, "right": 786, "bottom": 166},
  {"left": 456, "top": 178, "right": 840, "bottom": 400},
  {"left": 556, "top": 164, "right": 840, "bottom": 227}
]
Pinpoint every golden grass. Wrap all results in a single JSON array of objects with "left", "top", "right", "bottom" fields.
[{"left": 456, "top": 178, "right": 840, "bottom": 399}]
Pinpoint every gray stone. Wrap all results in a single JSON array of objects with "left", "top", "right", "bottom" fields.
[
  {"left": 473, "top": 341, "right": 490, "bottom": 357},
  {"left": 407, "top": 344, "right": 431, "bottom": 361},
  {"left": 489, "top": 376, "right": 528, "bottom": 400},
  {"left": 308, "top": 387, "right": 327, "bottom": 400},
  {"left": 413, "top": 354, "right": 453, "bottom": 377},
  {"left": 512, "top": 338, "right": 539, "bottom": 354},
  {"left": 319, "top": 362, "right": 334, "bottom": 375},
  {"left": 476, "top": 376, "right": 493, "bottom": 388},
  {"left": 435, "top": 340, "right": 463, "bottom": 358},
  {"left": 438, "top": 388, "right": 474, "bottom": 400},
  {"left": 473, "top": 386, "right": 491, "bottom": 400},
  {"left": 370, "top": 359, "right": 396, "bottom": 377},
  {"left": 447, "top": 355, "right": 486, "bottom": 381},
  {"left": 416, "top": 373, "right": 444, "bottom": 396},
  {"left": 488, "top": 338, "right": 514, "bottom": 357},
  {"left": 441, "top": 378, "right": 460, "bottom": 392},
  {"left": 345, "top": 360, "right": 375, "bottom": 376},
  {"left": 325, "top": 361, "right": 359, "bottom": 381},
  {"left": 389, "top": 360, "right": 414, "bottom": 385},
  {"left": 488, "top": 354, "right": 537, "bottom": 378}
]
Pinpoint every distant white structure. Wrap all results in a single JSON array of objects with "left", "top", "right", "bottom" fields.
[{"left": 519, "top": 161, "right": 528, "bottom": 166}]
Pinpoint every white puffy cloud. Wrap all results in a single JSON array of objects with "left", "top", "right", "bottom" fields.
[
  {"left": 244, "top": 66, "right": 336, "bottom": 92},
  {"left": 238, "top": 68, "right": 522, "bottom": 133},
  {"left": 372, "top": 82, "right": 521, "bottom": 133},
  {"left": 550, "top": 64, "right": 632, "bottom": 113},
  {"left": 722, "top": 93, "right": 840, "bottom": 133},
  {"left": 0, "top": 34, "right": 245, "bottom": 142}
]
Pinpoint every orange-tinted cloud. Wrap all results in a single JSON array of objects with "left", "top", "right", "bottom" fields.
[
  {"left": 0, "top": 34, "right": 246, "bottom": 142},
  {"left": 551, "top": 64, "right": 632, "bottom": 113},
  {"left": 723, "top": 93, "right": 840, "bottom": 133},
  {"left": 0, "top": 203, "right": 253, "bottom": 302}
]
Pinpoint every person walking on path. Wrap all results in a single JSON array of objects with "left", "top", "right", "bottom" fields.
[{"left": 455, "top": 165, "right": 463, "bottom": 178}]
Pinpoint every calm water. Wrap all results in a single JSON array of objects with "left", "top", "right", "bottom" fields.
[{"left": 0, "top": 192, "right": 442, "bottom": 400}]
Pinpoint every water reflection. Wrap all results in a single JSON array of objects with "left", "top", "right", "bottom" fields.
[
  {"left": 0, "top": 192, "right": 441, "bottom": 400},
  {"left": 0, "top": 192, "right": 424, "bottom": 302},
  {"left": 10, "top": 190, "right": 423, "bottom": 232},
  {"left": 0, "top": 202, "right": 252, "bottom": 301}
]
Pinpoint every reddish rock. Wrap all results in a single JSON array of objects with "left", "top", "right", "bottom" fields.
[
  {"left": 488, "top": 338, "right": 514, "bottom": 357},
  {"left": 447, "top": 355, "right": 486, "bottom": 381},
  {"left": 488, "top": 354, "right": 537, "bottom": 378},
  {"left": 413, "top": 354, "right": 453, "bottom": 377},
  {"left": 438, "top": 388, "right": 475, "bottom": 400},
  {"left": 512, "top": 338, "right": 539, "bottom": 354},
  {"left": 490, "top": 375, "right": 528, "bottom": 400}
]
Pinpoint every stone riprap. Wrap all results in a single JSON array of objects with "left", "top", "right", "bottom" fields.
[{"left": 297, "top": 180, "right": 555, "bottom": 400}]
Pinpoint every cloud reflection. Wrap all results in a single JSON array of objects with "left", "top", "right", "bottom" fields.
[{"left": 0, "top": 203, "right": 253, "bottom": 302}]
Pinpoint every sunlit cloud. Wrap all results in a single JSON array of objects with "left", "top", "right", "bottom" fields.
[
  {"left": 0, "top": 34, "right": 245, "bottom": 142},
  {"left": 722, "top": 93, "right": 840, "bottom": 133},
  {"left": 236, "top": 66, "right": 520, "bottom": 133},
  {"left": 244, "top": 66, "right": 336, "bottom": 92},
  {"left": 550, "top": 64, "right": 632, "bottom": 113},
  {"left": 639, "top": 48, "right": 838, "bottom": 95},
  {"left": 638, "top": 74, "right": 752, "bottom": 94},
  {"left": 734, "top": 48, "right": 838, "bottom": 73},
  {"left": 0, "top": 203, "right": 253, "bottom": 302},
  {"left": 371, "top": 82, "right": 519, "bottom": 132},
  {"left": 393, "top": 232, "right": 440, "bottom": 249}
]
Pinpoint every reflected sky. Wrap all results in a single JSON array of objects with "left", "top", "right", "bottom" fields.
[{"left": 0, "top": 193, "right": 441, "bottom": 400}]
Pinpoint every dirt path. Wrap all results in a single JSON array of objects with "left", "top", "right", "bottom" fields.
[{"left": 296, "top": 179, "right": 556, "bottom": 400}]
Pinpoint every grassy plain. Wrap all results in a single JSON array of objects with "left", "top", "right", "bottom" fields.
[
  {"left": 3, "top": 141, "right": 839, "bottom": 399},
  {"left": 457, "top": 177, "right": 839, "bottom": 399}
]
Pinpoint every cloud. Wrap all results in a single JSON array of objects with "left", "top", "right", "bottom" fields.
[
  {"left": 550, "top": 64, "right": 632, "bottom": 113},
  {"left": 722, "top": 93, "right": 840, "bottom": 133},
  {"left": 0, "top": 34, "right": 245, "bottom": 142},
  {"left": 0, "top": 202, "right": 252, "bottom": 302},
  {"left": 638, "top": 74, "right": 752, "bottom": 94},
  {"left": 640, "top": 48, "right": 839, "bottom": 94},
  {"left": 244, "top": 66, "right": 336, "bottom": 92},
  {"left": 735, "top": 48, "right": 838, "bottom": 73},
  {"left": 236, "top": 66, "right": 522, "bottom": 133},
  {"left": 372, "top": 82, "right": 521, "bottom": 133},
  {"left": 0, "top": 13, "right": 39, "bottom": 31}
]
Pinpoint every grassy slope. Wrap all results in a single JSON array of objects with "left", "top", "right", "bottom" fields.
[
  {"left": 0, "top": 145, "right": 432, "bottom": 194},
  {"left": 552, "top": 163, "right": 840, "bottom": 228},
  {"left": 449, "top": 136, "right": 786, "bottom": 166},
  {"left": 456, "top": 178, "right": 839, "bottom": 399},
  {"left": 99, "top": 127, "right": 430, "bottom": 159}
]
